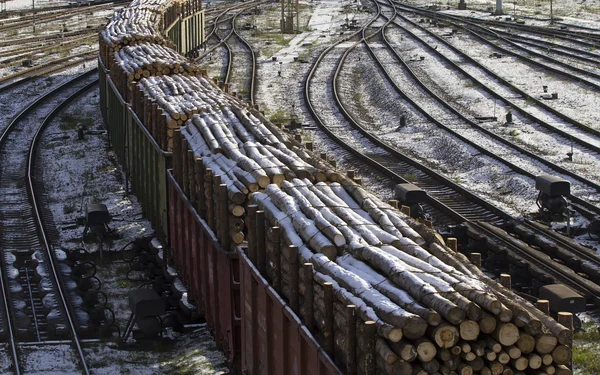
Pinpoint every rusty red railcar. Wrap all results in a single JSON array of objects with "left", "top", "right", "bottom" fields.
[{"left": 167, "top": 170, "right": 341, "bottom": 374}]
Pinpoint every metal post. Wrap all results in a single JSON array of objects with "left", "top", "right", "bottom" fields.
[{"left": 32, "top": 0, "right": 36, "bottom": 33}]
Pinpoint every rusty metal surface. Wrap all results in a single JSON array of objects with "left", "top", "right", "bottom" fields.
[
  {"left": 167, "top": 170, "right": 240, "bottom": 369},
  {"left": 239, "top": 250, "right": 342, "bottom": 375}
]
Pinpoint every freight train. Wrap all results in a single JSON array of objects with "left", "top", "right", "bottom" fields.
[{"left": 98, "top": 1, "right": 574, "bottom": 374}]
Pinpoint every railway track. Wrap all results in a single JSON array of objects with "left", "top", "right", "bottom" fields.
[
  {"left": 0, "top": 69, "right": 97, "bottom": 374},
  {"left": 197, "top": 1, "right": 262, "bottom": 104},
  {"left": 0, "top": 53, "right": 96, "bottom": 91},
  {"left": 304, "top": 0, "right": 600, "bottom": 306},
  {"left": 392, "top": 3, "right": 600, "bottom": 127},
  {"left": 370, "top": 6, "right": 600, "bottom": 215},
  {"left": 305, "top": 3, "right": 506, "bottom": 228},
  {"left": 0, "top": 1, "right": 124, "bottom": 33},
  {"left": 0, "top": 35, "right": 96, "bottom": 65}
]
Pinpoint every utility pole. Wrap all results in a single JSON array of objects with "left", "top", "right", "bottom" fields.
[
  {"left": 32, "top": 0, "right": 36, "bottom": 33},
  {"left": 550, "top": 0, "right": 553, "bottom": 23}
]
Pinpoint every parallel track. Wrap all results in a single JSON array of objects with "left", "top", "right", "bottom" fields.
[
  {"left": 199, "top": 1, "right": 262, "bottom": 104},
  {"left": 0, "top": 2, "right": 124, "bottom": 33},
  {"left": 305, "top": 3, "right": 507, "bottom": 229},
  {"left": 375, "top": 6, "right": 600, "bottom": 217}
]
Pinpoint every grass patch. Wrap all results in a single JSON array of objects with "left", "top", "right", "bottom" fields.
[
  {"left": 573, "top": 345, "right": 600, "bottom": 374},
  {"left": 403, "top": 173, "right": 417, "bottom": 182},
  {"left": 573, "top": 319, "right": 600, "bottom": 374},
  {"left": 268, "top": 107, "right": 289, "bottom": 125},
  {"left": 63, "top": 204, "right": 76, "bottom": 215}
]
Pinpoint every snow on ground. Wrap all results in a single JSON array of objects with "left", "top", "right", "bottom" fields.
[
  {"left": 3, "top": 0, "right": 69, "bottom": 12},
  {"left": 36, "top": 84, "right": 226, "bottom": 373},
  {"left": 40, "top": 87, "right": 152, "bottom": 254}
]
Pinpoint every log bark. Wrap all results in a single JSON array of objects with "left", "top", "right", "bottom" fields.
[
  {"left": 337, "top": 255, "right": 441, "bottom": 328},
  {"left": 314, "top": 272, "right": 403, "bottom": 343},
  {"left": 376, "top": 339, "right": 398, "bottom": 365},
  {"left": 345, "top": 243, "right": 465, "bottom": 325}
]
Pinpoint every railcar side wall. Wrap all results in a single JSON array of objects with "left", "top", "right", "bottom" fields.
[
  {"left": 100, "top": 56, "right": 172, "bottom": 240},
  {"left": 167, "top": 170, "right": 242, "bottom": 371}
]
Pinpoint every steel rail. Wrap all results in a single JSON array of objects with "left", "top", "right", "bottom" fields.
[
  {"left": 0, "top": 245, "right": 20, "bottom": 375},
  {"left": 393, "top": 2, "right": 600, "bottom": 88},
  {"left": 370, "top": 6, "right": 600, "bottom": 216},
  {"left": 0, "top": 1, "right": 125, "bottom": 32},
  {"left": 384, "top": 6, "right": 600, "bottom": 141},
  {"left": 232, "top": 10, "right": 256, "bottom": 106},
  {"left": 370, "top": 7, "right": 600, "bottom": 217},
  {"left": 26, "top": 76, "right": 99, "bottom": 375},
  {"left": 304, "top": 4, "right": 507, "bottom": 226}
]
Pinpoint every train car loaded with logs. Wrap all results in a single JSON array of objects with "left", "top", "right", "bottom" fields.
[{"left": 99, "top": 0, "right": 576, "bottom": 374}]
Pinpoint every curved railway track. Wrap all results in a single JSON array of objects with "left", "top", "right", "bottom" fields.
[
  {"left": 199, "top": 1, "right": 261, "bottom": 104},
  {"left": 304, "top": 0, "right": 600, "bottom": 305},
  {"left": 371, "top": 6, "right": 600, "bottom": 215},
  {"left": 305, "top": 3, "right": 506, "bottom": 228},
  {"left": 0, "top": 69, "right": 97, "bottom": 374}
]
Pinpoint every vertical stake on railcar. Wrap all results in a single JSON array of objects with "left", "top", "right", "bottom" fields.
[
  {"left": 247, "top": 205, "right": 258, "bottom": 264},
  {"left": 272, "top": 226, "right": 281, "bottom": 293},
  {"left": 303, "top": 263, "right": 314, "bottom": 331},
  {"left": 536, "top": 299, "right": 550, "bottom": 315},
  {"left": 500, "top": 274, "right": 512, "bottom": 290},
  {"left": 346, "top": 305, "right": 357, "bottom": 375},
  {"left": 323, "top": 282, "right": 334, "bottom": 359},
  {"left": 361, "top": 320, "right": 377, "bottom": 375},
  {"left": 256, "top": 210, "right": 266, "bottom": 274},
  {"left": 219, "top": 184, "right": 230, "bottom": 250},
  {"left": 288, "top": 245, "right": 299, "bottom": 313}
]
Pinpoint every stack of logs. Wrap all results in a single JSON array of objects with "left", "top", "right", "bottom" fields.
[
  {"left": 115, "top": 43, "right": 200, "bottom": 81},
  {"left": 171, "top": 102, "right": 337, "bottom": 244},
  {"left": 168, "top": 88, "right": 574, "bottom": 375},
  {"left": 131, "top": 74, "right": 258, "bottom": 150},
  {"left": 247, "top": 181, "right": 574, "bottom": 375}
]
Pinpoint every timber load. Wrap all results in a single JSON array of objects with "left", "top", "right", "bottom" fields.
[
  {"left": 100, "top": 0, "right": 575, "bottom": 374},
  {"left": 167, "top": 75, "right": 574, "bottom": 374},
  {"left": 99, "top": 0, "right": 183, "bottom": 70}
]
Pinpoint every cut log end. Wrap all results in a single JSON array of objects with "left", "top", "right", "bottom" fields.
[
  {"left": 431, "top": 324, "right": 460, "bottom": 349},
  {"left": 258, "top": 175, "right": 270, "bottom": 188},
  {"left": 459, "top": 320, "right": 480, "bottom": 341},
  {"left": 494, "top": 323, "right": 519, "bottom": 347}
]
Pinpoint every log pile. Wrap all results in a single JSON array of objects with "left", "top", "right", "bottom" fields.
[
  {"left": 245, "top": 181, "right": 573, "bottom": 375},
  {"left": 170, "top": 100, "right": 574, "bottom": 373},
  {"left": 116, "top": 43, "right": 200, "bottom": 80},
  {"left": 100, "top": 0, "right": 191, "bottom": 100},
  {"left": 100, "top": 2, "right": 167, "bottom": 69}
]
